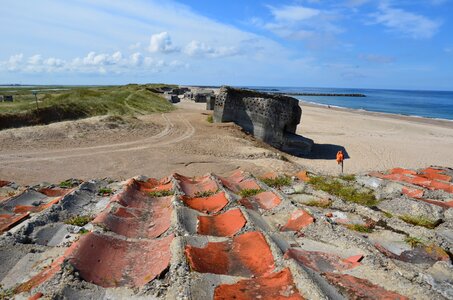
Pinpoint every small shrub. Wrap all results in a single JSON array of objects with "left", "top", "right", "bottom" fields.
[
  {"left": 59, "top": 180, "right": 73, "bottom": 188},
  {"left": 405, "top": 236, "right": 423, "bottom": 248},
  {"left": 194, "top": 190, "right": 217, "bottom": 198},
  {"left": 98, "top": 187, "right": 113, "bottom": 195},
  {"left": 340, "top": 174, "right": 356, "bottom": 182},
  {"left": 309, "top": 176, "right": 377, "bottom": 207},
  {"left": 346, "top": 224, "right": 373, "bottom": 233},
  {"left": 239, "top": 189, "right": 264, "bottom": 198},
  {"left": 399, "top": 215, "right": 439, "bottom": 229},
  {"left": 304, "top": 199, "right": 331, "bottom": 208},
  {"left": 207, "top": 115, "right": 213, "bottom": 123},
  {"left": 149, "top": 190, "right": 174, "bottom": 197},
  {"left": 65, "top": 215, "right": 92, "bottom": 227},
  {"left": 261, "top": 176, "right": 292, "bottom": 188}
]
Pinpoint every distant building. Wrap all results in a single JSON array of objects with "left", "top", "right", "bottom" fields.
[
  {"left": 163, "top": 93, "right": 180, "bottom": 104},
  {"left": 186, "top": 89, "right": 215, "bottom": 103}
]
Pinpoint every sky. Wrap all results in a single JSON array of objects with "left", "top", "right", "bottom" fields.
[{"left": 0, "top": 0, "right": 452, "bottom": 90}]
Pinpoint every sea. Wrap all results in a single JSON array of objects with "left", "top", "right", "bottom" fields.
[{"left": 246, "top": 87, "right": 453, "bottom": 121}]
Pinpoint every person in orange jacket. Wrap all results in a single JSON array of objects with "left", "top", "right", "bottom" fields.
[{"left": 336, "top": 150, "right": 344, "bottom": 173}]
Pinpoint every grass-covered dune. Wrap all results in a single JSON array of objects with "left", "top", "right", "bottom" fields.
[{"left": 0, "top": 84, "right": 175, "bottom": 130}]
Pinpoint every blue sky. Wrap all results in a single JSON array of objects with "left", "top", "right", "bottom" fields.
[{"left": 1, "top": 0, "right": 452, "bottom": 90}]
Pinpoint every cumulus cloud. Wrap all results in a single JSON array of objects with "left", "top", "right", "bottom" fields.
[
  {"left": 371, "top": 3, "right": 441, "bottom": 39},
  {"left": 148, "top": 32, "right": 178, "bottom": 53}
]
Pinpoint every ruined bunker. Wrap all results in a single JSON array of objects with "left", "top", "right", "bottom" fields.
[{"left": 213, "top": 86, "right": 313, "bottom": 154}]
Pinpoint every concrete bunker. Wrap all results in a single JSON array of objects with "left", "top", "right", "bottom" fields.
[{"left": 213, "top": 86, "right": 313, "bottom": 155}]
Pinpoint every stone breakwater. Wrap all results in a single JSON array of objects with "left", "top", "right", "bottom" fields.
[{"left": 0, "top": 166, "right": 452, "bottom": 299}]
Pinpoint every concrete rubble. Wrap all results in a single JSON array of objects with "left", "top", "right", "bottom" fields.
[{"left": 0, "top": 166, "right": 452, "bottom": 299}]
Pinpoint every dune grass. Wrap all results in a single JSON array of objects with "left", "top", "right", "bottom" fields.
[
  {"left": 309, "top": 175, "right": 378, "bottom": 206},
  {"left": 0, "top": 84, "right": 175, "bottom": 129}
]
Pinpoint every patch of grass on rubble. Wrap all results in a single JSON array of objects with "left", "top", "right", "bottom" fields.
[
  {"left": 308, "top": 175, "right": 378, "bottom": 207},
  {"left": 239, "top": 188, "right": 264, "bottom": 198},
  {"left": 405, "top": 236, "right": 423, "bottom": 248},
  {"left": 399, "top": 215, "right": 439, "bottom": 229},
  {"left": 304, "top": 199, "right": 331, "bottom": 208},
  {"left": 206, "top": 115, "right": 213, "bottom": 123},
  {"left": 261, "top": 176, "right": 292, "bottom": 188},
  {"left": 346, "top": 224, "right": 373, "bottom": 233},
  {"left": 0, "top": 284, "right": 14, "bottom": 300},
  {"left": 59, "top": 180, "right": 73, "bottom": 188},
  {"left": 65, "top": 215, "right": 93, "bottom": 227},
  {"left": 98, "top": 187, "right": 113, "bottom": 195},
  {"left": 148, "top": 190, "right": 174, "bottom": 197},
  {"left": 340, "top": 174, "right": 356, "bottom": 182},
  {"left": 382, "top": 211, "right": 393, "bottom": 218},
  {"left": 194, "top": 190, "right": 218, "bottom": 198}
]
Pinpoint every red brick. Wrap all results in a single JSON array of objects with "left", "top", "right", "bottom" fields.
[
  {"left": 296, "top": 171, "right": 310, "bottom": 182},
  {"left": 285, "top": 248, "right": 361, "bottom": 272},
  {"left": 323, "top": 273, "right": 408, "bottom": 300},
  {"left": 174, "top": 173, "right": 219, "bottom": 197},
  {"left": 281, "top": 210, "right": 314, "bottom": 231},
  {"left": 420, "top": 168, "right": 452, "bottom": 182},
  {"left": 239, "top": 191, "right": 281, "bottom": 210},
  {"left": 0, "top": 212, "right": 30, "bottom": 233},
  {"left": 180, "top": 192, "right": 228, "bottom": 214},
  {"left": 390, "top": 168, "right": 417, "bottom": 175},
  {"left": 401, "top": 187, "right": 424, "bottom": 199},
  {"left": 197, "top": 208, "right": 246, "bottom": 237},
  {"left": 0, "top": 180, "right": 11, "bottom": 187},
  {"left": 214, "top": 268, "right": 304, "bottom": 300},
  {"left": 68, "top": 232, "right": 173, "bottom": 287},
  {"left": 185, "top": 231, "right": 275, "bottom": 277},
  {"left": 37, "top": 187, "right": 71, "bottom": 197}
]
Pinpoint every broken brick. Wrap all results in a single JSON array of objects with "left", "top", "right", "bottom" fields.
[
  {"left": 285, "top": 248, "right": 362, "bottom": 272},
  {"left": 296, "top": 170, "right": 310, "bottom": 182},
  {"left": 280, "top": 209, "right": 314, "bottom": 232},
  {"left": 214, "top": 268, "right": 303, "bottom": 300},
  {"left": 323, "top": 272, "right": 409, "bottom": 300},
  {"left": 240, "top": 191, "right": 281, "bottom": 210},
  {"left": 180, "top": 192, "right": 228, "bottom": 214},
  {"left": 197, "top": 208, "right": 246, "bottom": 237},
  {"left": 185, "top": 231, "right": 275, "bottom": 277},
  {"left": 174, "top": 173, "right": 219, "bottom": 197},
  {"left": 401, "top": 187, "right": 424, "bottom": 199}
]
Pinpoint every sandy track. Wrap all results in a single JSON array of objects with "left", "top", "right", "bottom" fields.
[{"left": 0, "top": 113, "right": 194, "bottom": 164}]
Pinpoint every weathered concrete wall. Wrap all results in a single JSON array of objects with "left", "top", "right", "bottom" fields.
[{"left": 213, "top": 86, "right": 313, "bottom": 154}]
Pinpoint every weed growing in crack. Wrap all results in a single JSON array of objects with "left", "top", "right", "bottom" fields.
[
  {"left": 399, "top": 215, "right": 439, "bottom": 229},
  {"left": 65, "top": 215, "right": 92, "bottom": 227},
  {"left": 308, "top": 176, "right": 377, "bottom": 206},
  {"left": 346, "top": 224, "right": 373, "bottom": 233},
  {"left": 239, "top": 188, "right": 264, "bottom": 198},
  {"left": 405, "top": 236, "right": 423, "bottom": 248},
  {"left": 304, "top": 199, "right": 331, "bottom": 208},
  {"left": 149, "top": 190, "right": 174, "bottom": 197},
  {"left": 261, "top": 176, "right": 292, "bottom": 188}
]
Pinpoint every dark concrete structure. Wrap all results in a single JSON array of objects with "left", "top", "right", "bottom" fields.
[
  {"left": 206, "top": 96, "right": 215, "bottom": 110},
  {"left": 3, "top": 95, "right": 13, "bottom": 102},
  {"left": 186, "top": 89, "right": 215, "bottom": 103},
  {"left": 213, "top": 86, "right": 313, "bottom": 154},
  {"left": 163, "top": 93, "right": 180, "bottom": 104}
]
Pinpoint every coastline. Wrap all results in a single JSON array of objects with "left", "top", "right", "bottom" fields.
[{"left": 299, "top": 100, "right": 453, "bottom": 129}]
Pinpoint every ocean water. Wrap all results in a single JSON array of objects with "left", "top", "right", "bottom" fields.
[{"left": 248, "top": 87, "right": 453, "bottom": 121}]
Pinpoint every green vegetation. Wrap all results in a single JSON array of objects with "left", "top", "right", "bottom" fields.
[
  {"left": 194, "top": 190, "right": 218, "bottom": 197},
  {"left": 399, "top": 215, "right": 439, "bottom": 229},
  {"left": 79, "top": 228, "right": 90, "bottom": 235},
  {"left": 65, "top": 215, "right": 92, "bottom": 227},
  {"left": 0, "top": 84, "right": 175, "bottom": 130},
  {"left": 98, "top": 187, "right": 113, "bottom": 195},
  {"left": 59, "top": 180, "right": 74, "bottom": 188},
  {"left": 309, "top": 175, "right": 378, "bottom": 206},
  {"left": 304, "top": 199, "right": 331, "bottom": 208},
  {"left": 346, "top": 224, "right": 373, "bottom": 233},
  {"left": 0, "top": 285, "right": 13, "bottom": 300},
  {"left": 383, "top": 211, "right": 394, "bottom": 218},
  {"left": 239, "top": 188, "right": 264, "bottom": 198},
  {"left": 207, "top": 115, "right": 213, "bottom": 123},
  {"left": 148, "top": 190, "right": 174, "bottom": 197},
  {"left": 261, "top": 176, "right": 292, "bottom": 188},
  {"left": 340, "top": 174, "right": 356, "bottom": 182},
  {"left": 405, "top": 236, "right": 423, "bottom": 248}
]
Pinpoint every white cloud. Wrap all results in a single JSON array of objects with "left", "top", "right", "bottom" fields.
[
  {"left": 28, "top": 54, "right": 42, "bottom": 65},
  {"left": 184, "top": 41, "right": 240, "bottom": 58},
  {"left": 371, "top": 3, "right": 441, "bottom": 39},
  {"left": 254, "top": 4, "right": 343, "bottom": 46},
  {"left": 148, "top": 32, "right": 178, "bottom": 53},
  {"left": 130, "top": 52, "right": 143, "bottom": 66}
]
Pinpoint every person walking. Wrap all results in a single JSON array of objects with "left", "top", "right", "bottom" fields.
[{"left": 336, "top": 150, "right": 344, "bottom": 173}]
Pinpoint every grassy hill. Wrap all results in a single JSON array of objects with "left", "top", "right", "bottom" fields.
[{"left": 0, "top": 84, "right": 176, "bottom": 129}]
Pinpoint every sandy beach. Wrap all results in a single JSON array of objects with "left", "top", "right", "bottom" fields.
[{"left": 0, "top": 98, "right": 452, "bottom": 185}]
